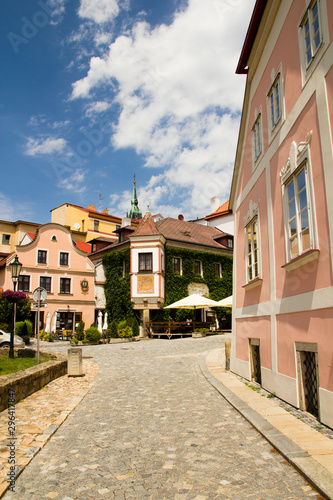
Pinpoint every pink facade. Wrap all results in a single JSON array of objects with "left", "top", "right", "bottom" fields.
[
  {"left": 230, "top": 0, "right": 333, "bottom": 428},
  {"left": 0, "top": 223, "right": 95, "bottom": 334}
]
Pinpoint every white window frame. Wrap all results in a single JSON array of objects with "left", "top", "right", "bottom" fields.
[
  {"left": 251, "top": 109, "right": 263, "bottom": 169},
  {"left": 266, "top": 67, "right": 284, "bottom": 141},
  {"left": 298, "top": 0, "right": 328, "bottom": 85},
  {"left": 59, "top": 276, "right": 72, "bottom": 295},
  {"left": 39, "top": 275, "right": 52, "bottom": 293},
  {"left": 172, "top": 257, "right": 182, "bottom": 275},
  {"left": 37, "top": 249, "right": 48, "bottom": 266},
  {"left": 59, "top": 251, "right": 70, "bottom": 268},
  {"left": 281, "top": 141, "right": 318, "bottom": 264},
  {"left": 245, "top": 216, "right": 260, "bottom": 283},
  {"left": 18, "top": 274, "right": 31, "bottom": 293}
]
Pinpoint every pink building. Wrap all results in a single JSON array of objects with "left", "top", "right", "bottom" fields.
[
  {"left": 0, "top": 223, "right": 95, "bottom": 334},
  {"left": 230, "top": 0, "right": 333, "bottom": 428}
]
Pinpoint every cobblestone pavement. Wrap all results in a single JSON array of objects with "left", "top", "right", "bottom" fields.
[{"left": 3, "top": 337, "right": 323, "bottom": 499}]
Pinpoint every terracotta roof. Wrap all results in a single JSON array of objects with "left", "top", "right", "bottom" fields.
[
  {"left": 0, "top": 252, "right": 14, "bottom": 269},
  {"left": 27, "top": 232, "right": 36, "bottom": 241},
  {"left": 73, "top": 241, "right": 91, "bottom": 253},
  {"left": 155, "top": 218, "right": 228, "bottom": 249},
  {"left": 205, "top": 200, "right": 232, "bottom": 220},
  {"left": 131, "top": 211, "right": 160, "bottom": 237}
]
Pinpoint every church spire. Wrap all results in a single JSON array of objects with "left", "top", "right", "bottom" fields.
[{"left": 127, "top": 175, "right": 142, "bottom": 220}]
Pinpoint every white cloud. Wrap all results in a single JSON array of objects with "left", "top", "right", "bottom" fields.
[
  {"left": 57, "top": 169, "right": 88, "bottom": 193},
  {"left": 24, "top": 137, "right": 68, "bottom": 156},
  {"left": 85, "top": 100, "right": 112, "bottom": 117},
  {"left": 72, "top": 0, "right": 255, "bottom": 217},
  {"left": 78, "top": 0, "right": 120, "bottom": 24}
]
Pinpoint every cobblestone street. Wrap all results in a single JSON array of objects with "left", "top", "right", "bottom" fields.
[{"left": 3, "top": 336, "right": 322, "bottom": 499}]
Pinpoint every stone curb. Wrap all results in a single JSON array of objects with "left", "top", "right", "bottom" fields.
[{"left": 200, "top": 350, "right": 333, "bottom": 500}]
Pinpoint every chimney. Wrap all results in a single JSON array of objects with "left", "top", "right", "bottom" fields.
[
  {"left": 210, "top": 196, "right": 220, "bottom": 213},
  {"left": 88, "top": 205, "right": 96, "bottom": 211},
  {"left": 103, "top": 208, "right": 109, "bottom": 215},
  {"left": 178, "top": 214, "right": 184, "bottom": 220}
]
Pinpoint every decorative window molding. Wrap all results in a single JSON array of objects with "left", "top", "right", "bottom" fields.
[
  {"left": 59, "top": 251, "right": 69, "bottom": 267},
  {"left": 267, "top": 67, "right": 284, "bottom": 142},
  {"left": 298, "top": 0, "right": 328, "bottom": 86},
  {"left": 251, "top": 109, "right": 263, "bottom": 169},
  {"left": 139, "top": 252, "right": 153, "bottom": 272},
  {"left": 245, "top": 216, "right": 261, "bottom": 283},
  {"left": 18, "top": 275, "right": 30, "bottom": 292},
  {"left": 281, "top": 134, "right": 318, "bottom": 264},
  {"left": 37, "top": 249, "right": 48, "bottom": 266},
  {"left": 243, "top": 199, "right": 260, "bottom": 227},
  {"left": 59, "top": 277, "right": 71, "bottom": 294}
]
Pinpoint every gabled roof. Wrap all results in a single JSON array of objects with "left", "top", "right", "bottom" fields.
[
  {"left": 0, "top": 252, "right": 14, "bottom": 269},
  {"left": 50, "top": 203, "right": 121, "bottom": 222},
  {"left": 130, "top": 211, "right": 160, "bottom": 237},
  {"left": 155, "top": 218, "right": 229, "bottom": 249},
  {"left": 205, "top": 200, "right": 231, "bottom": 220}
]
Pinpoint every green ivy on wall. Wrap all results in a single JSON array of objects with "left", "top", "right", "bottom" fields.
[
  {"left": 103, "top": 248, "right": 134, "bottom": 323},
  {"left": 157, "top": 247, "right": 232, "bottom": 322},
  {"left": 103, "top": 245, "right": 233, "bottom": 325}
]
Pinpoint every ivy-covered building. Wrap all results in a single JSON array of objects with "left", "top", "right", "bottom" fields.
[{"left": 90, "top": 210, "right": 233, "bottom": 335}]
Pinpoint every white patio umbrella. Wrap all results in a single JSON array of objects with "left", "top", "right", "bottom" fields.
[
  {"left": 97, "top": 310, "right": 103, "bottom": 333},
  {"left": 215, "top": 295, "right": 233, "bottom": 307},
  {"left": 51, "top": 311, "right": 57, "bottom": 333},
  {"left": 164, "top": 293, "right": 218, "bottom": 310},
  {"left": 45, "top": 312, "right": 51, "bottom": 333},
  {"left": 102, "top": 311, "right": 108, "bottom": 330}
]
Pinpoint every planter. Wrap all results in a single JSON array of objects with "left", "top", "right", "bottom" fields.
[{"left": 192, "top": 332, "right": 206, "bottom": 338}]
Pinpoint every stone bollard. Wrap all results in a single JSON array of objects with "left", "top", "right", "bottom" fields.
[
  {"left": 225, "top": 340, "right": 231, "bottom": 371},
  {"left": 68, "top": 348, "right": 84, "bottom": 377}
]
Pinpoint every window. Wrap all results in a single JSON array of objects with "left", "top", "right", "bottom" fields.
[
  {"left": 94, "top": 220, "right": 99, "bottom": 232},
  {"left": 285, "top": 165, "right": 312, "bottom": 260},
  {"left": 60, "top": 278, "right": 71, "bottom": 294},
  {"left": 139, "top": 253, "right": 152, "bottom": 272},
  {"left": 18, "top": 275, "right": 30, "bottom": 292},
  {"left": 214, "top": 263, "right": 222, "bottom": 278},
  {"left": 40, "top": 276, "right": 51, "bottom": 293},
  {"left": 246, "top": 218, "right": 260, "bottom": 282},
  {"left": 227, "top": 238, "right": 233, "bottom": 249},
  {"left": 268, "top": 74, "right": 281, "bottom": 130},
  {"left": 122, "top": 259, "right": 129, "bottom": 276},
  {"left": 252, "top": 113, "right": 262, "bottom": 164},
  {"left": 172, "top": 257, "right": 181, "bottom": 274},
  {"left": 59, "top": 252, "right": 69, "bottom": 266},
  {"left": 92, "top": 243, "right": 97, "bottom": 252},
  {"left": 302, "top": 1, "right": 321, "bottom": 68},
  {"left": 194, "top": 260, "right": 202, "bottom": 276},
  {"left": 2, "top": 234, "right": 10, "bottom": 245},
  {"left": 37, "top": 250, "right": 47, "bottom": 264}
]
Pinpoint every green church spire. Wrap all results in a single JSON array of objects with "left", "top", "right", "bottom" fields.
[{"left": 127, "top": 175, "right": 142, "bottom": 220}]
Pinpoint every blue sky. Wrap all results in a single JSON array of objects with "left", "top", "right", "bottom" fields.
[{"left": 1, "top": 0, "right": 255, "bottom": 224}]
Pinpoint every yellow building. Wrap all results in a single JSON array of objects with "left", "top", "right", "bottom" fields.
[
  {"left": 0, "top": 219, "right": 40, "bottom": 259},
  {"left": 51, "top": 203, "right": 121, "bottom": 245}
]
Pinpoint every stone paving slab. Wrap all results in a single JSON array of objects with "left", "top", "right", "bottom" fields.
[
  {"left": 201, "top": 347, "right": 333, "bottom": 499},
  {"left": 0, "top": 337, "right": 327, "bottom": 499},
  {"left": 0, "top": 358, "right": 99, "bottom": 498}
]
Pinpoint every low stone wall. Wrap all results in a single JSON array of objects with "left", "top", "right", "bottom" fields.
[{"left": 0, "top": 349, "right": 67, "bottom": 412}]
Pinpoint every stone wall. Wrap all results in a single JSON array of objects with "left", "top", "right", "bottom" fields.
[{"left": 0, "top": 349, "right": 67, "bottom": 412}]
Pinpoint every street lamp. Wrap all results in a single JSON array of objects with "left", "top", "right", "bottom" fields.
[{"left": 9, "top": 256, "right": 22, "bottom": 359}]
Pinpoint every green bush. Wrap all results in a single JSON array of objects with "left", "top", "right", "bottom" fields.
[
  {"left": 82, "top": 339, "right": 90, "bottom": 344},
  {"left": 75, "top": 320, "right": 85, "bottom": 341},
  {"left": 118, "top": 326, "right": 133, "bottom": 338},
  {"left": 71, "top": 337, "right": 79, "bottom": 344},
  {"left": 132, "top": 318, "right": 140, "bottom": 337},
  {"left": 15, "top": 320, "right": 33, "bottom": 337},
  {"left": 118, "top": 320, "right": 126, "bottom": 330},
  {"left": 85, "top": 327, "right": 102, "bottom": 343},
  {"left": 110, "top": 320, "right": 118, "bottom": 338},
  {"left": 0, "top": 322, "right": 9, "bottom": 332}
]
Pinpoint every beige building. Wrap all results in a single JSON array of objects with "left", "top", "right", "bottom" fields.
[
  {"left": 0, "top": 220, "right": 40, "bottom": 259},
  {"left": 51, "top": 203, "right": 121, "bottom": 245}
]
